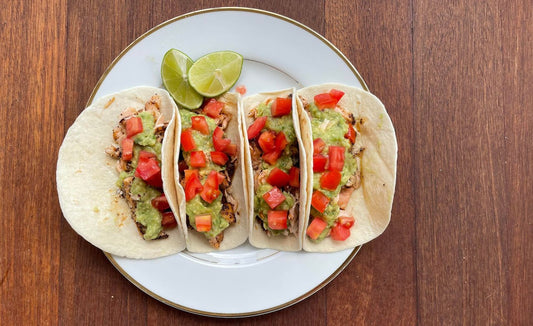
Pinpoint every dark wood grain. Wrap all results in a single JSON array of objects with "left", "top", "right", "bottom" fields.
[{"left": 1, "top": 0, "right": 531, "bottom": 325}]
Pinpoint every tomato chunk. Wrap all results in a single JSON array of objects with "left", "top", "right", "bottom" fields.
[
  {"left": 271, "top": 97, "right": 292, "bottom": 117},
  {"left": 267, "top": 167, "right": 290, "bottom": 187},
  {"left": 263, "top": 150, "right": 281, "bottom": 165},
  {"left": 135, "top": 152, "right": 162, "bottom": 188},
  {"left": 262, "top": 186, "right": 286, "bottom": 209},
  {"left": 327, "top": 146, "right": 345, "bottom": 171},
  {"left": 235, "top": 85, "right": 247, "bottom": 95},
  {"left": 125, "top": 116, "right": 143, "bottom": 138},
  {"left": 311, "top": 190, "right": 330, "bottom": 213},
  {"left": 306, "top": 217, "right": 327, "bottom": 240},
  {"left": 258, "top": 131, "right": 276, "bottom": 153},
  {"left": 189, "top": 151, "right": 206, "bottom": 168},
  {"left": 247, "top": 116, "right": 267, "bottom": 140},
  {"left": 210, "top": 151, "right": 229, "bottom": 165},
  {"left": 275, "top": 132, "right": 288, "bottom": 152},
  {"left": 181, "top": 129, "right": 196, "bottom": 151},
  {"left": 268, "top": 210, "right": 288, "bottom": 230},
  {"left": 313, "top": 138, "right": 326, "bottom": 155},
  {"left": 195, "top": 214, "right": 212, "bottom": 232},
  {"left": 313, "top": 154, "right": 328, "bottom": 173},
  {"left": 184, "top": 172, "right": 203, "bottom": 201},
  {"left": 344, "top": 124, "right": 356, "bottom": 144},
  {"left": 200, "top": 171, "right": 221, "bottom": 203},
  {"left": 320, "top": 170, "right": 342, "bottom": 190},
  {"left": 329, "top": 89, "right": 345, "bottom": 101},
  {"left": 121, "top": 138, "right": 134, "bottom": 161},
  {"left": 223, "top": 142, "right": 237, "bottom": 156},
  {"left": 314, "top": 93, "right": 338, "bottom": 110},
  {"left": 203, "top": 99, "right": 224, "bottom": 118},
  {"left": 183, "top": 169, "right": 199, "bottom": 185},
  {"left": 151, "top": 194, "right": 170, "bottom": 211},
  {"left": 338, "top": 216, "right": 355, "bottom": 228},
  {"left": 213, "top": 127, "right": 231, "bottom": 152},
  {"left": 288, "top": 167, "right": 300, "bottom": 188},
  {"left": 330, "top": 223, "right": 350, "bottom": 241},
  {"left": 161, "top": 211, "right": 177, "bottom": 229},
  {"left": 191, "top": 116, "right": 209, "bottom": 135}
]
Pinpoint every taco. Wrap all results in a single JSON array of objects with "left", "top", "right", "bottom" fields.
[
  {"left": 296, "top": 83, "right": 397, "bottom": 252},
  {"left": 242, "top": 88, "right": 307, "bottom": 251},
  {"left": 175, "top": 93, "right": 248, "bottom": 252},
  {"left": 56, "top": 86, "right": 186, "bottom": 259}
]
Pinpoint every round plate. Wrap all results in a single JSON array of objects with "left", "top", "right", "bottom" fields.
[{"left": 88, "top": 7, "right": 368, "bottom": 317}]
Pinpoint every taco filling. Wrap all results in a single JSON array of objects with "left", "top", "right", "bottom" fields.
[
  {"left": 247, "top": 96, "right": 300, "bottom": 236},
  {"left": 178, "top": 99, "right": 239, "bottom": 248},
  {"left": 105, "top": 95, "right": 178, "bottom": 240},
  {"left": 302, "top": 89, "right": 363, "bottom": 242}
]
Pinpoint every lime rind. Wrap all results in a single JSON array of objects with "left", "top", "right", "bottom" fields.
[
  {"left": 161, "top": 49, "right": 204, "bottom": 109},
  {"left": 188, "top": 51, "right": 243, "bottom": 97}
]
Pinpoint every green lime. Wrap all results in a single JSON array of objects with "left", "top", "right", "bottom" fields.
[
  {"left": 161, "top": 49, "right": 204, "bottom": 109},
  {"left": 188, "top": 51, "right": 243, "bottom": 97}
]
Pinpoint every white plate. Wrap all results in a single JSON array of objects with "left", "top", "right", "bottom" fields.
[{"left": 89, "top": 7, "right": 367, "bottom": 317}]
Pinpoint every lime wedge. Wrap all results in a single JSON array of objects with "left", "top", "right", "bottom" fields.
[
  {"left": 161, "top": 49, "right": 204, "bottom": 109},
  {"left": 188, "top": 51, "right": 243, "bottom": 97}
]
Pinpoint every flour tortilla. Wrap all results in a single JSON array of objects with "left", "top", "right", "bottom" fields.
[
  {"left": 174, "top": 92, "right": 248, "bottom": 252},
  {"left": 56, "top": 86, "right": 185, "bottom": 259},
  {"left": 241, "top": 88, "right": 307, "bottom": 251},
  {"left": 296, "top": 83, "right": 397, "bottom": 252}
]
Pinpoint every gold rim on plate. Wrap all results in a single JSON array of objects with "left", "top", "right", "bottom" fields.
[{"left": 89, "top": 7, "right": 368, "bottom": 318}]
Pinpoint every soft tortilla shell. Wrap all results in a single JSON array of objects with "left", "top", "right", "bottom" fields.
[
  {"left": 174, "top": 92, "right": 248, "bottom": 253},
  {"left": 56, "top": 86, "right": 185, "bottom": 259},
  {"left": 296, "top": 83, "right": 397, "bottom": 252},
  {"left": 241, "top": 88, "right": 307, "bottom": 251}
]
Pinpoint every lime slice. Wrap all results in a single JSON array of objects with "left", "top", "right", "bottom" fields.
[
  {"left": 161, "top": 49, "right": 203, "bottom": 109},
  {"left": 188, "top": 51, "right": 243, "bottom": 97}
]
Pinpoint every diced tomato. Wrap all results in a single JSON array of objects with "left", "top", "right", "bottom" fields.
[
  {"left": 184, "top": 172, "right": 203, "bottom": 201},
  {"left": 223, "top": 143, "right": 237, "bottom": 156},
  {"left": 247, "top": 116, "right": 267, "bottom": 140},
  {"left": 191, "top": 116, "right": 209, "bottom": 135},
  {"left": 183, "top": 169, "right": 199, "bottom": 185},
  {"left": 235, "top": 85, "right": 247, "bottom": 95},
  {"left": 320, "top": 170, "right": 342, "bottom": 190},
  {"left": 313, "top": 154, "right": 328, "bottom": 172},
  {"left": 270, "top": 97, "right": 292, "bottom": 117},
  {"left": 258, "top": 131, "right": 276, "bottom": 153},
  {"left": 200, "top": 171, "right": 220, "bottom": 203},
  {"left": 125, "top": 116, "right": 143, "bottom": 138},
  {"left": 210, "top": 151, "right": 229, "bottom": 165},
  {"left": 151, "top": 194, "right": 170, "bottom": 211},
  {"left": 213, "top": 127, "right": 231, "bottom": 152},
  {"left": 268, "top": 210, "right": 288, "bottom": 230},
  {"left": 330, "top": 223, "right": 350, "bottom": 241},
  {"left": 263, "top": 150, "right": 281, "bottom": 165},
  {"left": 195, "top": 214, "right": 212, "bottom": 232},
  {"left": 338, "top": 216, "right": 355, "bottom": 228},
  {"left": 314, "top": 93, "right": 338, "bottom": 110},
  {"left": 161, "top": 211, "right": 177, "bottom": 229},
  {"left": 329, "top": 89, "right": 345, "bottom": 101},
  {"left": 203, "top": 99, "right": 224, "bottom": 118},
  {"left": 216, "top": 172, "right": 225, "bottom": 184},
  {"left": 313, "top": 138, "right": 326, "bottom": 155},
  {"left": 311, "top": 190, "right": 330, "bottom": 213},
  {"left": 135, "top": 155, "right": 162, "bottom": 188},
  {"left": 344, "top": 124, "right": 356, "bottom": 144},
  {"left": 327, "top": 146, "right": 345, "bottom": 171},
  {"left": 288, "top": 167, "right": 300, "bottom": 188},
  {"left": 189, "top": 151, "right": 206, "bottom": 168},
  {"left": 267, "top": 167, "right": 290, "bottom": 187},
  {"left": 262, "top": 186, "right": 286, "bottom": 209},
  {"left": 306, "top": 217, "right": 327, "bottom": 240},
  {"left": 275, "top": 132, "right": 288, "bottom": 152},
  {"left": 121, "top": 138, "right": 134, "bottom": 161},
  {"left": 181, "top": 129, "right": 196, "bottom": 151}
]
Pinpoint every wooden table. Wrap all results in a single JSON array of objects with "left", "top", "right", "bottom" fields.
[{"left": 2, "top": 1, "right": 531, "bottom": 324}]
